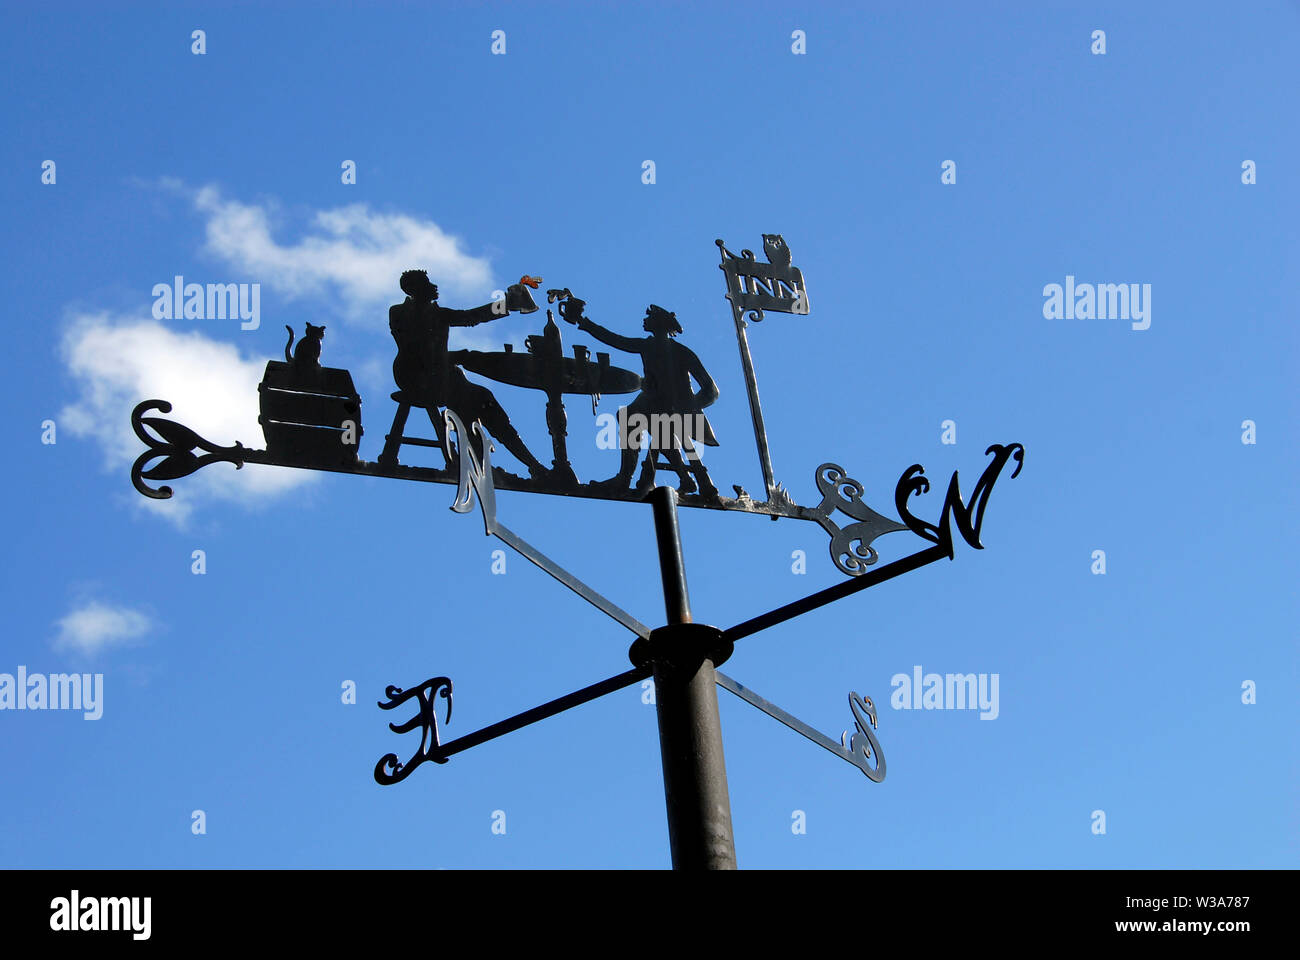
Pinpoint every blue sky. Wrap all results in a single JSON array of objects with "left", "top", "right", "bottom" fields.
[{"left": 1, "top": 1, "right": 1296, "bottom": 869}]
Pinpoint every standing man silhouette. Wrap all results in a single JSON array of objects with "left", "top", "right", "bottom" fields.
[{"left": 561, "top": 301, "right": 719, "bottom": 497}]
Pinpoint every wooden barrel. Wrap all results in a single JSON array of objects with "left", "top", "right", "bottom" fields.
[{"left": 258, "top": 361, "right": 362, "bottom": 468}]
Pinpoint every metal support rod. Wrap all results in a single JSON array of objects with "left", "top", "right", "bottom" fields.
[
  {"left": 652, "top": 487, "right": 693, "bottom": 625},
  {"left": 436, "top": 665, "right": 651, "bottom": 760},
  {"left": 724, "top": 543, "right": 948, "bottom": 644},
  {"left": 649, "top": 486, "right": 737, "bottom": 870},
  {"left": 715, "top": 671, "right": 885, "bottom": 781},
  {"left": 492, "top": 523, "right": 651, "bottom": 639},
  {"left": 730, "top": 307, "right": 777, "bottom": 502}
]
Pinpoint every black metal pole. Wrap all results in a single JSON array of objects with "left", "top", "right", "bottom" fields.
[{"left": 649, "top": 486, "right": 738, "bottom": 870}]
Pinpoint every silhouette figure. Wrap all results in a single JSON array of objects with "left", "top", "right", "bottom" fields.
[
  {"left": 561, "top": 301, "right": 719, "bottom": 497},
  {"left": 284, "top": 322, "right": 324, "bottom": 367},
  {"left": 761, "top": 233, "right": 791, "bottom": 267},
  {"left": 389, "top": 270, "right": 548, "bottom": 479}
]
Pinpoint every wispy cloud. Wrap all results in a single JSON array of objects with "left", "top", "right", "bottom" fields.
[
  {"left": 59, "top": 313, "right": 313, "bottom": 524},
  {"left": 54, "top": 601, "right": 152, "bottom": 657},
  {"left": 192, "top": 185, "right": 495, "bottom": 323}
]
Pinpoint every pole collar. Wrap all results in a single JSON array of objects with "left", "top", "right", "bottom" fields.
[{"left": 628, "top": 623, "right": 733, "bottom": 673}]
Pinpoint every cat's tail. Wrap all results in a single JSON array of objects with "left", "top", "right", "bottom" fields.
[{"left": 284, "top": 325, "right": 295, "bottom": 362}]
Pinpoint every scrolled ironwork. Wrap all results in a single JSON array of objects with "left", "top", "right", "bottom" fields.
[
  {"left": 373, "top": 676, "right": 454, "bottom": 786},
  {"left": 810, "top": 462, "right": 908, "bottom": 576},
  {"left": 894, "top": 443, "right": 1025, "bottom": 558},
  {"left": 840, "top": 691, "right": 885, "bottom": 783},
  {"left": 129, "top": 399, "right": 248, "bottom": 499}
]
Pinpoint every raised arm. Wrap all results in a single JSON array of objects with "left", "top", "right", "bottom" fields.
[
  {"left": 438, "top": 302, "right": 502, "bottom": 327},
  {"left": 572, "top": 315, "right": 644, "bottom": 354}
]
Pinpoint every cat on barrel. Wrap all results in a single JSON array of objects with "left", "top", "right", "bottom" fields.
[{"left": 284, "top": 323, "right": 325, "bottom": 367}]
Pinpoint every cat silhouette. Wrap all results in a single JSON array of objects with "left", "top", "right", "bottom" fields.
[{"left": 284, "top": 323, "right": 325, "bottom": 366}]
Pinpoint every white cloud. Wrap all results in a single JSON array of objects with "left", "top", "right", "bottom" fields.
[
  {"left": 58, "top": 186, "right": 517, "bottom": 525},
  {"left": 54, "top": 601, "right": 152, "bottom": 657},
  {"left": 192, "top": 185, "right": 495, "bottom": 323},
  {"left": 59, "top": 313, "right": 313, "bottom": 524}
]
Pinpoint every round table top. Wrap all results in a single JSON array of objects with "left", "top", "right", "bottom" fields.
[{"left": 454, "top": 349, "right": 641, "bottom": 395}]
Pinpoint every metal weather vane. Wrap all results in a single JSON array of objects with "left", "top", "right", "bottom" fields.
[{"left": 127, "top": 235, "right": 1024, "bottom": 869}]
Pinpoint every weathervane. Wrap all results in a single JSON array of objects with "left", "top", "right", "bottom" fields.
[{"left": 128, "top": 234, "right": 1024, "bottom": 869}]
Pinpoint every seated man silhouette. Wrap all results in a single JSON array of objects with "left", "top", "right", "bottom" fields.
[
  {"left": 388, "top": 269, "right": 548, "bottom": 479},
  {"left": 561, "top": 301, "right": 719, "bottom": 497}
]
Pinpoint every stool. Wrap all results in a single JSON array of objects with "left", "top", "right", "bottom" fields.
[{"left": 377, "top": 392, "right": 450, "bottom": 468}]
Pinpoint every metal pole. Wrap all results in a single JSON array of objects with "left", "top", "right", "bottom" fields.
[
  {"left": 649, "top": 486, "right": 737, "bottom": 869},
  {"left": 730, "top": 305, "right": 777, "bottom": 502}
]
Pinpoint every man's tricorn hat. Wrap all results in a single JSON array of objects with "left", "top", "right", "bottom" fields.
[{"left": 644, "top": 304, "right": 682, "bottom": 335}]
